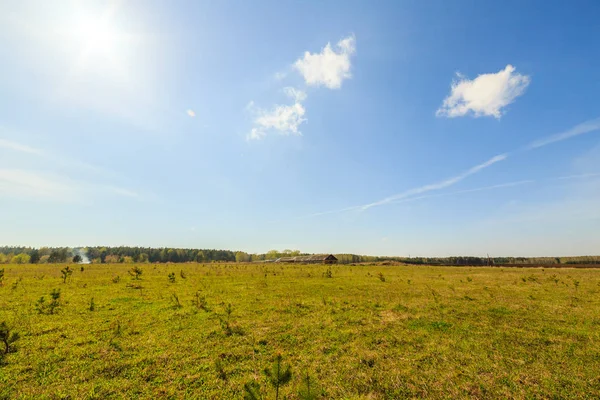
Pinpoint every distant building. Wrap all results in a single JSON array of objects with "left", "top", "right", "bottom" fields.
[{"left": 275, "top": 254, "right": 338, "bottom": 264}]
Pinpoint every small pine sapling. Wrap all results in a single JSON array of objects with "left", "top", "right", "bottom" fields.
[
  {"left": 0, "top": 321, "right": 20, "bottom": 355},
  {"left": 168, "top": 272, "right": 176, "bottom": 283},
  {"left": 89, "top": 297, "right": 95, "bottom": 311},
  {"left": 243, "top": 380, "right": 262, "bottom": 400},
  {"left": 36, "top": 289, "right": 61, "bottom": 315},
  {"left": 128, "top": 266, "right": 143, "bottom": 280},
  {"left": 298, "top": 372, "right": 318, "bottom": 400},
  {"left": 0, "top": 268, "right": 4, "bottom": 286},
  {"left": 264, "top": 353, "right": 292, "bottom": 400},
  {"left": 60, "top": 266, "right": 73, "bottom": 283},
  {"left": 171, "top": 293, "right": 182, "bottom": 308},
  {"left": 378, "top": 272, "right": 386, "bottom": 282}
]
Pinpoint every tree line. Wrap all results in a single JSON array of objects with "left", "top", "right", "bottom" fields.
[{"left": 0, "top": 246, "right": 598, "bottom": 265}]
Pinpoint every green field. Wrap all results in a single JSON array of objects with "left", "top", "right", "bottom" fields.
[{"left": 1, "top": 263, "right": 599, "bottom": 399}]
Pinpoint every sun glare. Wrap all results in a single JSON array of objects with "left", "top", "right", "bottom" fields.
[{"left": 73, "top": 16, "right": 117, "bottom": 56}]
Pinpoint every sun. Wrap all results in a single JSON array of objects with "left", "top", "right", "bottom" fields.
[{"left": 72, "top": 15, "right": 118, "bottom": 58}]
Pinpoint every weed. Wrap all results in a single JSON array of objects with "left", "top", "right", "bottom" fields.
[
  {"left": 89, "top": 298, "right": 95, "bottom": 312},
  {"left": 323, "top": 267, "right": 333, "bottom": 278},
  {"left": 112, "top": 275, "right": 120, "bottom": 283},
  {"left": 168, "top": 272, "right": 176, "bottom": 283},
  {"left": 378, "top": 272, "right": 386, "bottom": 282}
]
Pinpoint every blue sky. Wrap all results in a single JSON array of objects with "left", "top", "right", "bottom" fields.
[{"left": 1, "top": 0, "right": 599, "bottom": 256}]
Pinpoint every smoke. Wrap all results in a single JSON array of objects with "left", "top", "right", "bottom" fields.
[{"left": 74, "top": 248, "right": 90, "bottom": 264}]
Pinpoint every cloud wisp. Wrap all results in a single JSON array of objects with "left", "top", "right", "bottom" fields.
[
  {"left": 436, "top": 65, "right": 530, "bottom": 118},
  {"left": 0, "top": 138, "right": 44, "bottom": 155},
  {"left": 0, "top": 168, "right": 141, "bottom": 203}
]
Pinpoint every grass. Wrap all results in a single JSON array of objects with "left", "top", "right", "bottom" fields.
[{"left": 1, "top": 263, "right": 600, "bottom": 399}]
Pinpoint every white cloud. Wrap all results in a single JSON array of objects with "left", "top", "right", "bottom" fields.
[
  {"left": 436, "top": 65, "right": 530, "bottom": 118},
  {"left": 247, "top": 89, "right": 307, "bottom": 140},
  {"left": 283, "top": 87, "right": 307, "bottom": 103},
  {"left": 294, "top": 35, "right": 356, "bottom": 89}
]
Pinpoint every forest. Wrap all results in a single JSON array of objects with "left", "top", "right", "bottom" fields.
[{"left": 0, "top": 246, "right": 599, "bottom": 265}]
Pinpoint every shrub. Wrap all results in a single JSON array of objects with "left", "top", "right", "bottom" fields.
[
  {"left": 168, "top": 272, "right": 176, "bottom": 283},
  {"left": 89, "top": 298, "right": 95, "bottom": 312},
  {"left": 0, "top": 268, "right": 4, "bottom": 286},
  {"left": 378, "top": 272, "right": 386, "bottom": 282}
]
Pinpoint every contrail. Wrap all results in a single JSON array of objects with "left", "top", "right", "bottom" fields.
[
  {"left": 524, "top": 118, "right": 600, "bottom": 150},
  {"left": 361, "top": 153, "right": 508, "bottom": 210},
  {"left": 304, "top": 117, "right": 600, "bottom": 217}
]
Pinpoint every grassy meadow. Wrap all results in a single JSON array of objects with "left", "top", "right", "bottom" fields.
[{"left": 1, "top": 262, "right": 599, "bottom": 399}]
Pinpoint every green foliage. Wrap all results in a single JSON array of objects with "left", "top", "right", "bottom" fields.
[
  {"left": 0, "top": 321, "right": 20, "bottom": 355},
  {"left": 192, "top": 291, "right": 209, "bottom": 311},
  {"left": 10, "top": 253, "right": 30, "bottom": 264},
  {"left": 72, "top": 255, "right": 82, "bottom": 263},
  {"left": 243, "top": 380, "right": 262, "bottom": 400},
  {"left": 214, "top": 358, "right": 227, "bottom": 380},
  {"left": 298, "top": 372, "right": 318, "bottom": 400},
  {"left": 60, "top": 266, "right": 74, "bottom": 283},
  {"left": 36, "top": 289, "right": 61, "bottom": 315},
  {"left": 264, "top": 354, "right": 292, "bottom": 400},
  {"left": 171, "top": 293, "right": 182, "bottom": 308},
  {"left": 128, "top": 266, "right": 143, "bottom": 280},
  {"left": 168, "top": 272, "right": 176, "bottom": 283}
]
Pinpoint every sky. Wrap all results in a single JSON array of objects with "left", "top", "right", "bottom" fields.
[{"left": 1, "top": 0, "right": 599, "bottom": 257}]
